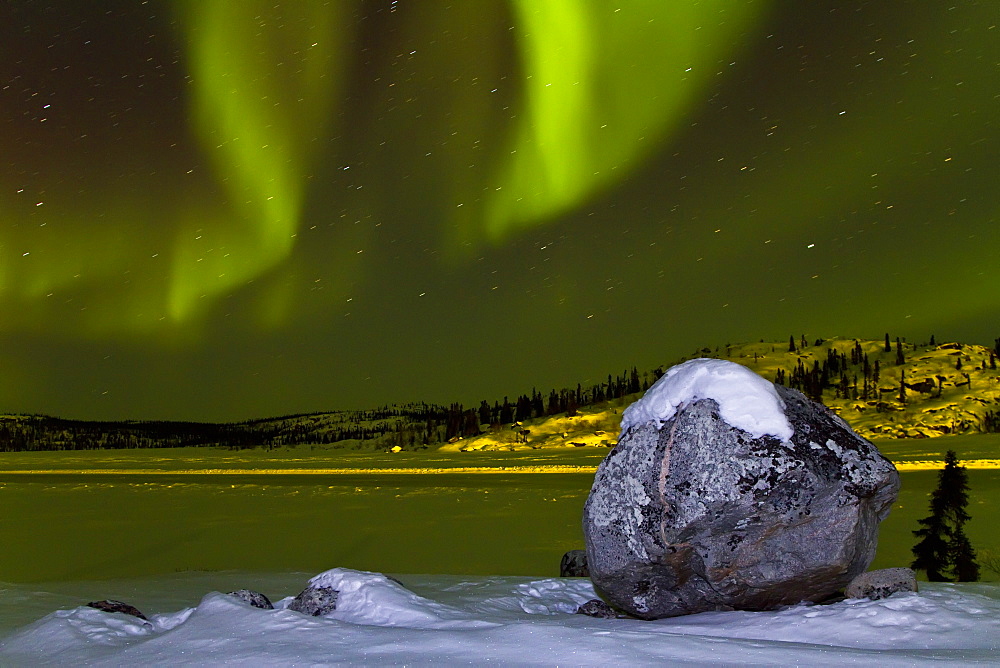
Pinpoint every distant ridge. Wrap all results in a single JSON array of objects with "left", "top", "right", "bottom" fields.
[
  {"left": 0, "top": 403, "right": 448, "bottom": 452},
  {"left": 3, "top": 337, "right": 999, "bottom": 452}
]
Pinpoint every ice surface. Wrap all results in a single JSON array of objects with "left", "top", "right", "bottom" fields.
[
  {"left": 2, "top": 569, "right": 999, "bottom": 665},
  {"left": 621, "top": 358, "right": 794, "bottom": 440}
]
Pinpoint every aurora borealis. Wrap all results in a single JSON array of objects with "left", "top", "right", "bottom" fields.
[{"left": 1, "top": 1, "right": 996, "bottom": 421}]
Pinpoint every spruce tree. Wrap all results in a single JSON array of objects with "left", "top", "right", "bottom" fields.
[
  {"left": 911, "top": 509, "right": 951, "bottom": 581},
  {"left": 629, "top": 367, "right": 641, "bottom": 394},
  {"left": 500, "top": 398, "right": 513, "bottom": 425},
  {"left": 911, "top": 450, "right": 980, "bottom": 581},
  {"left": 950, "top": 526, "right": 980, "bottom": 582},
  {"left": 546, "top": 390, "right": 560, "bottom": 416}
]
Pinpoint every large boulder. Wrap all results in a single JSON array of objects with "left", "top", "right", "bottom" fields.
[{"left": 583, "top": 358, "right": 899, "bottom": 619}]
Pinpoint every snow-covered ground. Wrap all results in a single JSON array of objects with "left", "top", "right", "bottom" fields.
[{"left": 2, "top": 568, "right": 998, "bottom": 665}]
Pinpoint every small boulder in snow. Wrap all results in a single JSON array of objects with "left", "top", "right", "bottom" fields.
[
  {"left": 575, "top": 599, "right": 630, "bottom": 619},
  {"left": 227, "top": 589, "right": 274, "bottom": 610},
  {"left": 560, "top": 550, "right": 589, "bottom": 577},
  {"left": 294, "top": 568, "right": 473, "bottom": 627},
  {"left": 846, "top": 568, "right": 918, "bottom": 600},
  {"left": 86, "top": 599, "right": 147, "bottom": 620},
  {"left": 583, "top": 358, "right": 899, "bottom": 619},
  {"left": 288, "top": 586, "right": 339, "bottom": 616}
]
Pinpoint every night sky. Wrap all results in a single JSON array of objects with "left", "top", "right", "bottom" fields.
[{"left": 1, "top": 1, "right": 996, "bottom": 422}]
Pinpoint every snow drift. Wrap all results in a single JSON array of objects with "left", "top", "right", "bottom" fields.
[{"left": 2, "top": 569, "right": 999, "bottom": 665}]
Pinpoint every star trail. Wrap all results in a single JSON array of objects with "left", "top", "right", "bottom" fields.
[{"left": 1, "top": 0, "right": 996, "bottom": 420}]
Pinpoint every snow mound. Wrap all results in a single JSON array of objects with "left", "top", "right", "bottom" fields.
[
  {"left": 463, "top": 577, "right": 596, "bottom": 616},
  {"left": 285, "top": 568, "right": 494, "bottom": 629},
  {"left": 621, "top": 358, "right": 793, "bottom": 441},
  {"left": 662, "top": 585, "right": 1000, "bottom": 652}
]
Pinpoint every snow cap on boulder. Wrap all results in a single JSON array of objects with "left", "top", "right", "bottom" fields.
[{"left": 621, "top": 358, "right": 793, "bottom": 441}]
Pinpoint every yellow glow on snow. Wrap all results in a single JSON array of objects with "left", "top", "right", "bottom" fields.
[
  {"left": 6, "top": 460, "right": 997, "bottom": 476},
  {"left": 2, "top": 466, "right": 600, "bottom": 475}
]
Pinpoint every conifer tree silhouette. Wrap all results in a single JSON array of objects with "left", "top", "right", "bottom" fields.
[
  {"left": 911, "top": 450, "right": 980, "bottom": 581},
  {"left": 950, "top": 526, "right": 980, "bottom": 582}
]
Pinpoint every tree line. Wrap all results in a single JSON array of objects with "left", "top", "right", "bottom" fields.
[
  {"left": 439, "top": 367, "right": 648, "bottom": 442},
  {"left": 0, "top": 365, "right": 653, "bottom": 452},
  {"left": 0, "top": 405, "right": 453, "bottom": 452},
  {"left": 5, "top": 334, "right": 997, "bottom": 452}
]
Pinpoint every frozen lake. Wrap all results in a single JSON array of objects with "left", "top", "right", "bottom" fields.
[
  {"left": 0, "top": 451, "right": 605, "bottom": 581},
  {"left": 1, "top": 444, "right": 998, "bottom": 582}
]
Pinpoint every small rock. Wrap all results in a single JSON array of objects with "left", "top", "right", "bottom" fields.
[
  {"left": 560, "top": 549, "right": 589, "bottom": 577},
  {"left": 86, "top": 599, "right": 147, "bottom": 620},
  {"left": 288, "top": 585, "right": 339, "bottom": 616},
  {"left": 846, "top": 568, "right": 918, "bottom": 600},
  {"left": 227, "top": 589, "right": 274, "bottom": 610},
  {"left": 576, "top": 599, "right": 629, "bottom": 619}
]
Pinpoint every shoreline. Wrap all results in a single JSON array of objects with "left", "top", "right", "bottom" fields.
[{"left": 2, "top": 460, "right": 999, "bottom": 476}]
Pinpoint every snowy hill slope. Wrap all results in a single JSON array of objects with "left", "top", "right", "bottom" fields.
[
  {"left": 712, "top": 337, "right": 1000, "bottom": 440},
  {"left": 444, "top": 337, "right": 1000, "bottom": 452}
]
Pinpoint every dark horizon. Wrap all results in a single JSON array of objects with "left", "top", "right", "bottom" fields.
[
  {"left": 3, "top": 333, "right": 992, "bottom": 426},
  {"left": 2, "top": 1, "right": 996, "bottom": 422}
]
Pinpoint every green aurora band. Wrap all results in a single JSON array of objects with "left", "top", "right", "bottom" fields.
[
  {"left": 2, "top": 0, "right": 769, "bottom": 333},
  {"left": 175, "top": 0, "right": 348, "bottom": 326},
  {"left": 1, "top": 0, "right": 996, "bottom": 420},
  {"left": 485, "top": 0, "right": 766, "bottom": 240}
]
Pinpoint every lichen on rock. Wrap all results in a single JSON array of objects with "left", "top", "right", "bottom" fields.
[{"left": 583, "top": 359, "right": 899, "bottom": 619}]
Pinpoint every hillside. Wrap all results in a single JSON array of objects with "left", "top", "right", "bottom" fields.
[
  {"left": 3, "top": 337, "right": 998, "bottom": 453},
  {"left": 709, "top": 337, "right": 999, "bottom": 440},
  {"left": 0, "top": 403, "right": 448, "bottom": 453},
  {"left": 442, "top": 337, "right": 1000, "bottom": 452}
]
